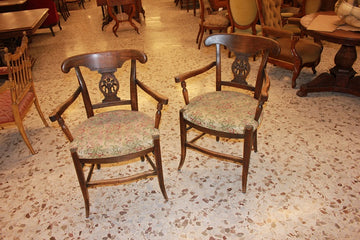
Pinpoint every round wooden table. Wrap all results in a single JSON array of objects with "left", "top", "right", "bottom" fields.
[{"left": 297, "top": 12, "right": 360, "bottom": 97}]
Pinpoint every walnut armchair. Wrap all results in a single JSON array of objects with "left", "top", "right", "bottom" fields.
[
  {"left": 49, "top": 49, "right": 168, "bottom": 217},
  {"left": 0, "top": 35, "right": 48, "bottom": 155},
  {"left": 107, "top": 0, "right": 139, "bottom": 37},
  {"left": 175, "top": 33, "right": 280, "bottom": 193},
  {"left": 256, "top": 0, "right": 323, "bottom": 88}
]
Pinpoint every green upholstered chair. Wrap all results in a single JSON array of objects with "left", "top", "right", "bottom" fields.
[
  {"left": 256, "top": 0, "right": 323, "bottom": 88},
  {"left": 227, "top": 0, "right": 261, "bottom": 36},
  {"left": 196, "top": 0, "right": 229, "bottom": 49},
  {"left": 175, "top": 33, "right": 280, "bottom": 193},
  {"left": 49, "top": 50, "right": 168, "bottom": 217}
]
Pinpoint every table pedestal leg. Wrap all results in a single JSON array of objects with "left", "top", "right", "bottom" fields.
[{"left": 297, "top": 44, "right": 360, "bottom": 97}]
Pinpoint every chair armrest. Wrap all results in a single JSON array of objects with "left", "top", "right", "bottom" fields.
[
  {"left": 136, "top": 79, "right": 168, "bottom": 129},
  {"left": 49, "top": 86, "right": 82, "bottom": 141},
  {"left": 175, "top": 61, "right": 216, "bottom": 105},
  {"left": 175, "top": 61, "right": 216, "bottom": 83},
  {"left": 254, "top": 71, "right": 270, "bottom": 122},
  {"left": 136, "top": 79, "right": 168, "bottom": 105}
]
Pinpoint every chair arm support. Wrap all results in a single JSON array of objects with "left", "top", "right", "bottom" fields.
[
  {"left": 49, "top": 86, "right": 82, "bottom": 122},
  {"left": 136, "top": 79, "right": 169, "bottom": 105},
  {"left": 254, "top": 72, "right": 270, "bottom": 122},
  {"left": 290, "top": 34, "right": 301, "bottom": 59},
  {"left": 136, "top": 79, "right": 168, "bottom": 129},
  {"left": 174, "top": 61, "right": 216, "bottom": 83},
  {"left": 49, "top": 86, "right": 82, "bottom": 142}
]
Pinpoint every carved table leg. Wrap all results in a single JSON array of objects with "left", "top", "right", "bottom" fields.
[{"left": 297, "top": 44, "right": 360, "bottom": 97}]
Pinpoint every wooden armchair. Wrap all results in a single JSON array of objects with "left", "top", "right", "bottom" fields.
[
  {"left": 175, "top": 33, "right": 279, "bottom": 193},
  {"left": 256, "top": 0, "right": 323, "bottom": 88},
  {"left": 0, "top": 35, "right": 48, "bottom": 154},
  {"left": 107, "top": 0, "right": 139, "bottom": 37},
  {"left": 49, "top": 49, "right": 168, "bottom": 217},
  {"left": 196, "top": 0, "right": 229, "bottom": 49}
]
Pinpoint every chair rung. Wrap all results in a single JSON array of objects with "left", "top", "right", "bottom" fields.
[
  {"left": 187, "top": 142, "right": 243, "bottom": 163},
  {"left": 87, "top": 170, "right": 157, "bottom": 188}
]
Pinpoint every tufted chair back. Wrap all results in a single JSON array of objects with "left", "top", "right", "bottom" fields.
[
  {"left": 259, "top": 0, "right": 283, "bottom": 29},
  {"left": 256, "top": 0, "right": 323, "bottom": 88}
]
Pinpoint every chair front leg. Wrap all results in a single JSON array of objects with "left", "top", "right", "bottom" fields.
[
  {"left": 178, "top": 110, "right": 187, "bottom": 171},
  {"left": 153, "top": 136, "right": 168, "bottom": 200},
  {"left": 242, "top": 125, "right": 253, "bottom": 193},
  {"left": 71, "top": 149, "right": 90, "bottom": 217}
]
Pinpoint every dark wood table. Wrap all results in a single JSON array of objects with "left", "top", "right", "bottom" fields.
[
  {"left": 0, "top": 8, "right": 49, "bottom": 40},
  {"left": 0, "top": 0, "right": 27, "bottom": 13},
  {"left": 297, "top": 12, "right": 360, "bottom": 97},
  {"left": 0, "top": 8, "right": 48, "bottom": 67}
]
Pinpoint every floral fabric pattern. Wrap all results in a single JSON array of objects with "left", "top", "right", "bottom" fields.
[
  {"left": 183, "top": 91, "right": 260, "bottom": 134},
  {"left": 71, "top": 110, "right": 158, "bottom": 159}
]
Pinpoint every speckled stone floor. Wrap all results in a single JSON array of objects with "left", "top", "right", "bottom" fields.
[{"left": 0, "top": 1, "right": 360, "bottom": 239}]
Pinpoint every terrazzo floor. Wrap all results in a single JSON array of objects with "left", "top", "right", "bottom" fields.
[{"left": 0, "top": 0, "right": 359, "bottom": 239}]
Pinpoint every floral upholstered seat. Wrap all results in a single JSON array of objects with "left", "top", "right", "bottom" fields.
[
  {"left": 71, "top": 110, "right": 159, "bottom": 159},
  {"left": 183, "top": 91, "right": 260, "bottom": 135}
]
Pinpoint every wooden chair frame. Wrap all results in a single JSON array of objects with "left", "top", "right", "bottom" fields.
[
  {"left": 175, "top": 33, "right": 279, "bottom": 192},
  {"left": 107, "top": 0, "right": 139, "bottom": 37},
  {"left": 0, "top": 35, "right": 48, "bottom": 154},
  {"left": 49, "top": 49, "right": 168, "bottom": 217}
]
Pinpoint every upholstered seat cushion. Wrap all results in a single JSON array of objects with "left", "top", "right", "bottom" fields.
[
  {"left": 0, "top": 89, "right": 34, "bottom": 124},
  {"left": 182, "top": 91, "right": 260, "bottom": 134},
  {"left": 201, "top": 14, "right": 229, "bottom": 27},
  {"left": 273, "top": 37, "right": 322, "bottom": 64},
  {"left": 71, "top": 110, "right": 159, "bottom": 159}
]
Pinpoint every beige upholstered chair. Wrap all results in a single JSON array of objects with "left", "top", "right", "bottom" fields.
[
  {"left": 0, "top": 35, "right": 49, "bottom": 154},
  {"left": 175, "top": 33, "right": 280, "bottom": 193},
  {"left": 196, "top": 0, "right": 229, "bottom": 49},
  {"left": 49, "top": 49, "right": 168, "bottom": 217},
  {"left": 256, "top": 0, "right": 323, "bottom": 88}
]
